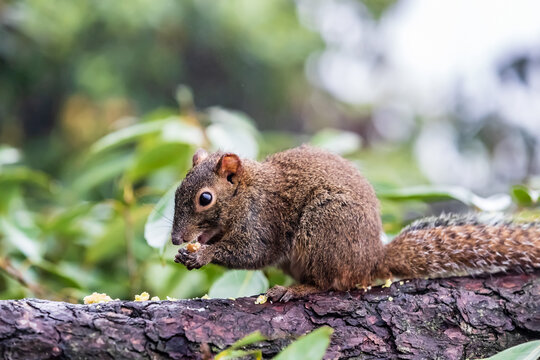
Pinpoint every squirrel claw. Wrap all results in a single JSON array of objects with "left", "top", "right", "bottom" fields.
[
  {"left": 174, "top": 248, "right": 202, "bottom": 270},
  {"left": 174, "top": 248, "right": 189, "bottom": 264},
  {"left": 266, "top": 284, "right": 320, "bottom": 302},
  {"left": 266, "top": 285, "right": 290, "bottom": 302}
]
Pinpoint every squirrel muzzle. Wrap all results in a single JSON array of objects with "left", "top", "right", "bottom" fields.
[
  {"left": 171, "top": 226, "right": 222, "bottom": 245},
  {"left": 171, "top": 230, "right": 184, "bottom": 245}
]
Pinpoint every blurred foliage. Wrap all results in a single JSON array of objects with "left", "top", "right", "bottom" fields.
[
  {"left": 0, "top": 92, "right": 538, "bottom": 302},
  {"left": 0, "top": 0, "right": 322, "bottom": 153}
]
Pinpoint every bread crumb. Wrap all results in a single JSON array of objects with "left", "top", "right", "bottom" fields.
[
  {"left": 135, "top": 292, "right": 150, "bottom": 301},
  {"left": 83, "top": 292, "right": 113, "bottom": 304},
  {"left": 187, "top": 242, "right": 201, "bottom": 253},
  {"left": 151, "top": 296, "right": 160, "bottom": 301},
  {"left": 382, "top": 278, "right": 393, "bottom": 288},
  {"left": 255, "top": 295, "right": 268, "bottom": 304},
  {"left": 201, "top": 294, "right": 210, "bottom": 299},
  {"left": 166, "top": 296, "right": 178, "bottom": 301}
]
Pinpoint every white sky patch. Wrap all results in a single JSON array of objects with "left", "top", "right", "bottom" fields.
[
  {"left": 299, "top": 0, "right": 540, "bottom": 189},
  {"left": 303, "top": 0, "right": 540, "bottom": 123},
  {"left": 383, "top": 0, "right": 540, "bottom": 112}
]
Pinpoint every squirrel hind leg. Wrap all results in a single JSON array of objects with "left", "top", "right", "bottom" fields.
[{"left": 291, "top": 194, "right": 384, "bottom": 291}]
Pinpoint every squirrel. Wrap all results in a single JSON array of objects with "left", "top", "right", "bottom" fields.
[{"left": 172, "top": 145, "right": 540, "bottom": 302}]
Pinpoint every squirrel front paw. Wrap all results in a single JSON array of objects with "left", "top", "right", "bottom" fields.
[{"left": 174, "top": 246, "right": 210, "bottom": 270}]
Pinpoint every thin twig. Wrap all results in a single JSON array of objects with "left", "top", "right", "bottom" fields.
[
  {"left": 0, "top": 257, "right": 44, "bottom": 296},
  {"left": 123, "top": 183, "right": 137, "bottom": 294}
]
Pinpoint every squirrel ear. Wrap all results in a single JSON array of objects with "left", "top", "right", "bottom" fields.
[
  {"left": 192, "top": 148, "right": 208, "bottom": 167},
  {"left": 216, "top": 153, "right": 242, "bottom": 180}
]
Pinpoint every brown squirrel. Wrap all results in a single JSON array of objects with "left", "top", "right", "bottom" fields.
[{"left": 172, "top": 145, "right": 540, "bottom": 301}]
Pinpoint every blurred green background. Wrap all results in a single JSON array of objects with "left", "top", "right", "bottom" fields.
[{"left": 1, "top": 0, "right": 539, "bottom": 302}]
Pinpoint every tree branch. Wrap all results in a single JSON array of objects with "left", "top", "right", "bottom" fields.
[{"left": 0, "top": 271, "right": 539, "bottom": 360}]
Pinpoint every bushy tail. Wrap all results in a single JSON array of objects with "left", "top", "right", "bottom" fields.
[{"left": 382, "top": 214, "right": 540, "bottom": 279}]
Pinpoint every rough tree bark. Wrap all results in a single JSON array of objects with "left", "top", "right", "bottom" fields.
[{"left": 0, "top": 271, "right": 539, "bottom": 360}]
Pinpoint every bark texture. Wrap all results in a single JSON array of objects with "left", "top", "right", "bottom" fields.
[{"left": 1, "top": 271, "right": 539, "bottom": 360}]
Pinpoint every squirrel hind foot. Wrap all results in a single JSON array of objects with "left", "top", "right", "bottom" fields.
[{"left": 266, "top": 284, "right": 321, "bottom": 302}]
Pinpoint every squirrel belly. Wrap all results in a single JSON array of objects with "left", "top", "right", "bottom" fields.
[{"left": 380, "top": 214, "right": 540, "bottom": 280}]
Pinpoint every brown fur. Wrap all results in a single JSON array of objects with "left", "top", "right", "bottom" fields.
[
  {"left": 382, "top": 223, "right": 540, "bottom": 278},
  {"left": 172, "top": 146, "right": 540, "bottom": 301}
]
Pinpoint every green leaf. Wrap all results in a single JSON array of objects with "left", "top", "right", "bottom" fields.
[
  {"left": 128, "top": 142, "right": 191, "bottom": 182},
  {"left": 43, "top": 203, "right": 94, "bottom": 233},
  {"left": 89, "top": 118, "right": 168, "bottom": 154},
  {"left": 217, "top": 350, "right": 263, "bottom": 360},
  {"left": 0, "top": 184, "right": 21, "bottom": 214},
  {"left": 378, "top": 185, "right": 512, "bottom": 212},
  {"left": 265, "top": 267, "right": 295, "bottom": 288},
  {"left": 0, "top": 217, "right": 42, "bottom": 261},
  {"left": 378, "top": 185, "right": 474, "bottom": 203},
  {"left": 214, "top": 350, "right": 262, "bottom": 360},
  {"left": 476, "top": 340, "right": 540, "bottom": 360},
  {"left": 215, "top": 331, "right": 266, "bottom": 360},
  {"left": 0, "top": 167, "right": 52, "bottom": 191},
  {"left": 206, "top": 107, "right": 259, "bottom": 159},
  {"left": 85, "top": 205, "right": 151, "bottom": 264},
  {"left": 208, "top": 270, "right": 269, "bottom": 298},
  {"left": 144, "top": 183, "right": 178, "bottom": 249},
  {"left": 310, "top": 128, "right": 362, "bottom": 155},
  {"left": 148, "top": 264, "right": 205, "bottom": 299},
  {"left": 32, "top": 260, "right": 84, "bottom": 289},
  {"left": 511, "top": 185, "right": 536, "bottom": 207},
  {"left": 160, "top": 120, "right": 204, "bottom": 146},
  {"left": 72, "top": 151, "right": 133, "bottom": 194},
  {"left": 146, "top": 262, "right": 225, "bottom": 299},
  {"left": 273, "top": 326, "right": 334, "bottom": 360},
  {"left": 228, "top": 331, "right": 266, "bottom": 350}
]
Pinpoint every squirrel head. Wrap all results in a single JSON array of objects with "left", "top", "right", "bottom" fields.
[{"left": 171, "top": 148, "right": 244, "bottom": 245}]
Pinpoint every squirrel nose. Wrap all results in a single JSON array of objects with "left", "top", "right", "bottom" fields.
[{"left": 171, "top": 231, "right": 184, "bottom": 245}]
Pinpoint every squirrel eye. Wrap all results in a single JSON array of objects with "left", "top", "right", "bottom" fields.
[{"left": 199, "top": 192, "right": 213, "bottom": 206}]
